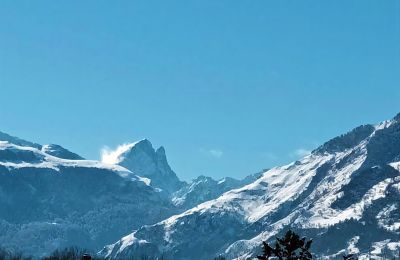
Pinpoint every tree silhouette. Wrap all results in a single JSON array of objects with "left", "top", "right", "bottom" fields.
[
  {"left": 342, "top": 254, "right": 358, "bottom": 260},
  {"left": 257, "top": 230, "right": 313, "bottom": 259}
]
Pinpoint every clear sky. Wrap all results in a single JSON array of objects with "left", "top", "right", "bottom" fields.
[{"left": 0, "top": 1, "right": 399, "bottom": 181}]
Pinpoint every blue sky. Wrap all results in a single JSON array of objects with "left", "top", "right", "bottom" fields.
[{"left": 0, "top": 1, "right": 399, "bottom": 180}]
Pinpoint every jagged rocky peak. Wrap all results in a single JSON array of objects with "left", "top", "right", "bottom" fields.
[
  {"left": 114, "top": 139, "right": 184, "bottom": 194},
  {"left": 41, "top": 144, "right": 84, "bottom": 160},
  {"left": 155, "top": 146, "right": 175, "bottom": 176},
  {"left": 171, "top": 172, "right": 263, "bottom": 209},
  {"left": 116, "top": 139, "right": 166, "bottom": 176},
  {"left": 193, "top": 175, "right": 213, "bottom": 182}
]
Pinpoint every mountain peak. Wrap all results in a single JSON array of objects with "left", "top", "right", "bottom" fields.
[
  {"left": 123, "top": 139, "right": 156, "bottom": 159},
  {"left": 156, "top": 146, "right": 166, "bottom": 156},
  {"left": 101, "top": 139, "right": 154, "bottom": 165},
  {"left": 104, "top": 139, "right": 184, "bottom": 194},
  {"left": 132, "top": 138, "right": 153, "bottom": 150}
]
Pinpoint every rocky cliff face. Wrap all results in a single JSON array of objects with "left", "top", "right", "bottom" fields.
[{"left": 104, "top": 139, "right": 184, "bottom": 195}]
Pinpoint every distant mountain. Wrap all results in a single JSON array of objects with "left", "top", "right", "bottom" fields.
[
  {"left": 103, "top": 114, "right": 400, "bottom": 259},
  {"left": 172, "top": 173, "right": 262, "bottom": 209},
  {"left": 0, "top": 131, "right": 83, "bottom": 160}
]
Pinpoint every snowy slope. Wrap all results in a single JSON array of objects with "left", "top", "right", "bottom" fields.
[
  {"left": 104, "top": 114, "right": 400, "bottom": 259},
  {"left": 41, "top": 144, "right": 85, "bottom": 160}
]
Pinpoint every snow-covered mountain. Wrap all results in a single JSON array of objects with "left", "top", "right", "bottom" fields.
[
  {"left": 172, "top": 173, "right": 262, "bottom": 209},
  {"left": 0, "top": 132, "right": 257, "bottom": 257},
  {"left": 104, "top": 114, "right": 400, "bottom": 259},
  {"left": 101, "top": 139, "right": 185, "bottom": 195},
  {"left": 0, "top": 135, "right": 177, "bottom": 257},
  {"left": 0, "top": 131, "right": 83, "bottom": 160},
  {"left": 102, "top": 139, "right": 263, "bottom": 206}
]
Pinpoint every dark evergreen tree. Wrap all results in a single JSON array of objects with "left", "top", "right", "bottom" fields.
[
  {"left": 342, "top": 254, "right": 358, "bottom": 260},
  {"left": 257, "top": 230, "right": 313, "bottom": 260}
]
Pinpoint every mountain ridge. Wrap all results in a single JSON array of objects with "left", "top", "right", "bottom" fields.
[
  {"left": 103, "top": 113, "right": 400, "bottom": 259},
  {"left": 0, "top": 130, "right": 261, "bottom": 257}
]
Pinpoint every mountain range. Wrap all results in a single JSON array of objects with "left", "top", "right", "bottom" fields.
[
  {"left": 1, "top": 113, "right": 400, "bottom": 259},
  {"left": 0, "top": 131, "right": 258, "bottom": 258},
  {"left": 103, "top": 114, "right": 400, "bottom": 259}
]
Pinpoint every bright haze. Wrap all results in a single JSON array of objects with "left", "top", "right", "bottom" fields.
[{"left": 0, "top": 1, "right": 399, "bottom": 180}]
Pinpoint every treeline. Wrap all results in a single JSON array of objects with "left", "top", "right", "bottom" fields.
[
  {"left": 2, "top": 231, "right": 399, "bottom": 260},
  {"left": 0, "top": 247, "right": 102, "bottom": 260}
]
